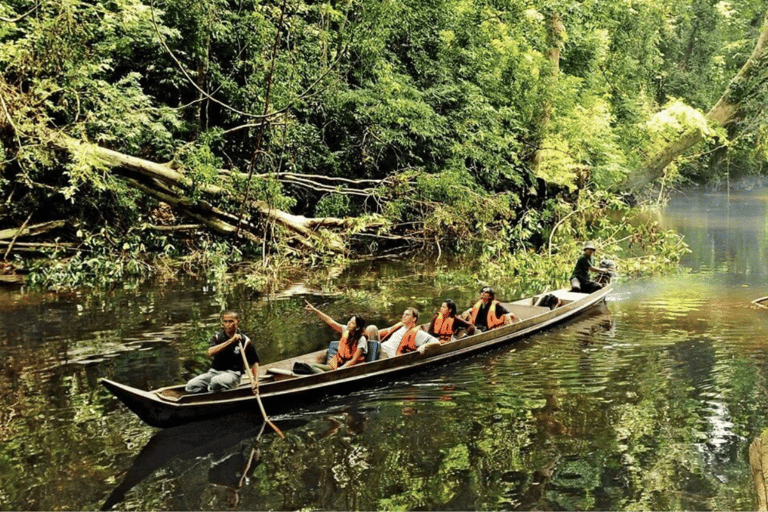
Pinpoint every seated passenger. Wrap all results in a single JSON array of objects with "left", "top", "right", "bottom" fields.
[
  {"left": 304, "top": 301, "right": 367, "bottom": 371},
  {"left": 375, "top": 307, "right": 440, "bottom": 358},
  {"left": 570, "top": 242, "right": 610, "bottom": 294},
  {"left": 463, "top": 286, "right": 518, "bottom": 332},
  {"left": 427, "top": 299, "right": 474, "bottom": 343}
]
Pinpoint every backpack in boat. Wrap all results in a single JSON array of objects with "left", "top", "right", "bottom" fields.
[
  {"left": 292, "top": 361, "right": 316, "bottom": 375},
  {"left": 539, "top": 293, "right": 561, "bottom": 310}
]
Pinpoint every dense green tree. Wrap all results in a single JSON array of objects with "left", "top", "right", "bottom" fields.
[{"left": 2, "top": 0, "right": 764, "bottom": 288}]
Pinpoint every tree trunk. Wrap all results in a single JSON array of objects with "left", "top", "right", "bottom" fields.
[
  {"left": 623, "top": 9, "right": 768, "bottom": 191},
  {"left": 750, "top": 429, "right": 768, "bottom": 512},
  {"left": 531, "top": 12, "right": 565, "bottom": 174},
  {"left": 53, "top": 134, "right": 349, "bottom": 253}
]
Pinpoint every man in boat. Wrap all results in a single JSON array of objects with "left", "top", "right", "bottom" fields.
[
  {"left": 463, "top": 286, "right": 518, "bottom": 332},
  {"left": 185, "top": 311, "right": 259, "bottom": 393},
  {"left": 375, "top": 307, "right": 441, "bottom": 358},
  {"left": 570, "top": 242, "right": 610, "bottom": 294}
]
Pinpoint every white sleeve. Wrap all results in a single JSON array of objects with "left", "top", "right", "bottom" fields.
[
  {"left": 414, "top": 330, "right": 438, "bottom": 346},
  {"left": 357, "top": 335, "right": 368, "bottom": 354}
]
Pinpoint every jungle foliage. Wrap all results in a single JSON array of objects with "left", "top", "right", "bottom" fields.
[{"left": 1, "top": 0, "right": 767, "bottom": 288}]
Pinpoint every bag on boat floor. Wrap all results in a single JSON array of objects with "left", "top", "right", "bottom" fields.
[
  {"left": 539, "top": 293, "right": 562, "bottom": 310},
  {"left": 292, "top": 361, "right": 316, "bottom": 375}
]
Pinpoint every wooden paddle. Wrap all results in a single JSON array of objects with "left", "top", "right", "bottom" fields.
[{"left": 238, "top": 340, "right": 284, "bottom": 438}]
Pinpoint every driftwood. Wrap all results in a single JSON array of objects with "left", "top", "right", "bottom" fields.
[
  {"left": 0, "top": 273, "right": 25, "bottom": 285},
  {"left": 0, "top": 241, "right": 76, "bottom": 250},
  {"left": 750, "top": 429, "right": 768, "bottom": 511}
]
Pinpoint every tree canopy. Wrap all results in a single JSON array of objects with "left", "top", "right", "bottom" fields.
[{"left": 1, "top": 0, "right": 766, "bottom": 288}]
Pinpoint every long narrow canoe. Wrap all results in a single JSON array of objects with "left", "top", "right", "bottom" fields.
[
  {"left": 753, "top": 296, "right": 768, "bottom": 309},
  {"left": 101, "top": 286, "right": 611, "bottom": 428}
]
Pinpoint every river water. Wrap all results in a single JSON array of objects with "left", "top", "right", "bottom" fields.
[{"left": 2, "top": 187, "right": 768, "bottom": 511}]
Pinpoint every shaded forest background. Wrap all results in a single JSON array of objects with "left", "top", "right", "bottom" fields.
[{"left": 1, "top": 0, "right": 767, "bottom": 289}]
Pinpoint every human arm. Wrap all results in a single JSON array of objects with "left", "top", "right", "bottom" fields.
[
  {"left": 379, "top": 322, "right": 404, "bottom": 340},
  {"left": 304, "top": 301, "right": 344, "bottom": 334},
  {"left": 453, "top": 315, "right": 472, "bottom": 331},
  {"left": 208, "top": 331, "right": 245, "bottom": 358},
  {"left": 494, "top": 303, "right": 519, "bottom": 324},
  {"left": 336, "top": 347, "right": 365, "bottom": 369},
  {"left": 395, "top": 330, "right": 440, "bottom": 355}
]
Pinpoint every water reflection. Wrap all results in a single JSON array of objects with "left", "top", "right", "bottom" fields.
[
  {"left": 101, "top": 413, "right": 307, "bottom": 511},
  {"left": 8, "top": 187, "right": 768, "bottom": 510}
]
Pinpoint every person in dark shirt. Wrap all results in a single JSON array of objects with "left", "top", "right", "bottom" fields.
[
  {"left": 427, "top": 299, "right": 474, "bottom": 343},
  {"left": 463, "top": 287, "right": 518, "bottom": 332},
  {"left": 570, "top": 241, "right": 609, "bottom": 293},
  {"left": 185, "top": 311, "right": 259, "bottom": 393}
]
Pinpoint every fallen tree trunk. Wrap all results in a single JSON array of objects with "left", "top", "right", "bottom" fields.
[
  {"left": 622, "top": 9, "right": 768, "bottom": 191},
  {"left": 0, "top": 220, "right": 67, "bottom": 240},
  {"left": 54, "top": 135, "right": 353, "bottom": 253}
]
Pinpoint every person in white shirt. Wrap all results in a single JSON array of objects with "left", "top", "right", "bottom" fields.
[{"left": 374, "top": 307, "right": 440, "bottom": 358}]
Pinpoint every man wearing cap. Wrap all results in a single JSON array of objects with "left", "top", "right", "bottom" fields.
[{"left": 570, "top": 242, "right": 609, "bottom": 293}]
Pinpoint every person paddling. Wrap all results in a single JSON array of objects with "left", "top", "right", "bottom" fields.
[{"left": 185, "top": 311, "right": 259, "bottom": 393}]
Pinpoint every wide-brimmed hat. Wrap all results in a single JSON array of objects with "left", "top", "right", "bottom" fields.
[{"left": 584, "top": 241, "right": 596, "bottom": 250}]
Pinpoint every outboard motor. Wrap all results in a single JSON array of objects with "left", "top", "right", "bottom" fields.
[{"left": 596, "top": 259, "right": 617, "bottom": 285}]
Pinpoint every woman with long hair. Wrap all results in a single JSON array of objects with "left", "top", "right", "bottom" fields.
[
  {"left": 304, "top": 301, "right": 367, "bottom": 371},
  {"left": 427, "top": 299, "right": 474, "bottom": 343}
]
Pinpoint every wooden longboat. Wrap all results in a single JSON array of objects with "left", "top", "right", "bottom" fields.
[
  {"left": 101, "top": 286, "right": 611, "bottom": 428},
  {"left": 753, "top": 296, "right": 768, "bottom": 309}
]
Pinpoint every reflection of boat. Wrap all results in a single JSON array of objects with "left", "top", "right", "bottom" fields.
[
  {"left": 101, "top": 287, "right": 611, "bottom": 428},
  {"left": 101, "top": 413, "right": 306, "bottom": 511},
  {"left": 752, "top": 296, "right": 768, "bottom": 309},
  {"left": 570, "top": 302, "right": 614, "bottom": 339}
]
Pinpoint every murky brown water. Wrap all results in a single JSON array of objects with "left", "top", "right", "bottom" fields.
[{"left": 3, "top": 186, "right": 768, "bottom": 510}]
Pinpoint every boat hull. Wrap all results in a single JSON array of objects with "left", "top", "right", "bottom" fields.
[{"left": 102, "top": 286, "right": 611, "bottom": 428}]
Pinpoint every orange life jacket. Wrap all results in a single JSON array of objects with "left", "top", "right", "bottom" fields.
[
  {"left": 396, "top": 327, "right": 422, "bottom": 355},
  {"left": 331, "top": 330, "right": 364, "bottom": 369},
  {"left": 431, "top": 314, "right": 455, "bottom": 343},
  {"left": 469, "top": 299, "right": 509, "bottom": 329}
]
